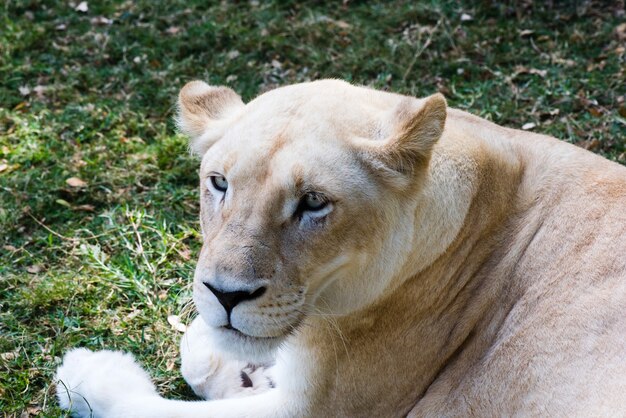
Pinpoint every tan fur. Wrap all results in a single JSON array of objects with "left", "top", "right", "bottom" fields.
[
  {"left": 178, "top": 80, "right": 626, "bottom": 415},
  {"left": 57, "top": 80, "right": 626, "bottom": 417}
]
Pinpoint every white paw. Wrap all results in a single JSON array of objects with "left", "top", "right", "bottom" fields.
[
  {"left": 55, "top": 348, "right": 157, "bottom": 418},
  {"left": 180, "top": 317, "right": 276, "bottom": 400},
  {"left": 240, "top": 363, "right": 276, "bottom": 393}
]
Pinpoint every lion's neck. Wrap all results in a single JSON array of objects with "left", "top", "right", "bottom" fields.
[
  {"left": 282, "top": 113, "right": 532, "bottom": 416},
  {"left": 314, "top": 110, "right": 526, "bottom": 317},
  {"left": 388, "top": 110, "right": 526, "bottom": 297},
  {"left": 328, "top": 112, "right": 526, "bottom": 409},
  {"left": 367, "top": 111, "right": 528, "bottom": 406}
]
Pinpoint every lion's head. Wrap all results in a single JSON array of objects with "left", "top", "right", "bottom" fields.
[{"left": 177, "top": 80, "right": 446, "bottom": 362}]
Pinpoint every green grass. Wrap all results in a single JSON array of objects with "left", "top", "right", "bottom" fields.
[{"left": 1, "top": 0, "right": 624, "bottom": 415}]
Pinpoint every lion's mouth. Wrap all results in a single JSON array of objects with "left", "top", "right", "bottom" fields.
[{"left": 219, "top": 324, "right": 282, "bottom": 341}]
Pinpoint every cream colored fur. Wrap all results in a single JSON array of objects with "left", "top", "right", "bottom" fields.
[{"left": 56, "top": 80, "right": 626, "bottom": 417}]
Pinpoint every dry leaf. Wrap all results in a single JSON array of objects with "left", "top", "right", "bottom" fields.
[
  {"left": 125, "top": 309, "right": 141, "bottom": 321},
  {"left": 528, "top": 68, "right": 547, "bottom": 77},
  {"left": 0, "top": 163, "right": 20, "bottom": 174},
  {"left": 1, "top": 352, "right": 17, "bottom": 361},
  {"left": 513, "top": 66, "right": 547, "bottom": 78},
  {"left": 167, "top": 315, "right": 187, "bottom": 333},
  {"left": 71, "top": 157, "right": 87, "bottom": 168},
  {"left": 519, "top": 29, "right": 534, "bottom": 37},
  {"left": 178, "top": 247, "right": 191, "bottom": 261},
  {"left": 130, "top": 153, "right": 151, "bottom": 161},
  {"left": 522, "top": 122, "right": 536, "bottom": 130},
  {"left": 588, "top": 108, "right": 602, "bottom": 117},
  {"left": 26, "top": 406, "right": 42, "bottom": 416},
  {"left": 3, "top": 245, "right": 17, "bottom": 251},
  {"left": 66, "top": 177, "right": 87, "bottom": 188},
  {"left": 75, "top": 1, "right": 88, "bottom": 12},
  {"left": 91, "top": 16, "right": 113, "bottom": 25},
  {"left": 33, "top": 85, "right": 47, "bottom": 98},
  {"left": 166, "top": 26, "right": 180, "bottom": 35},
  {"left": 553, "top": 57, "right": 576, "bottom": 67},
  {"left": 74, "top": 204, "right": 95, "bottom": 212},
  {"left": 587, "top": 61, "right": 606, "bottom": 72},
  {"left": 0, "top": 163, "right": 7, "bottom": 172},
  {"left": 26, "top": 265, "right": 42, "bottom": 274},
  {"left": 580, "top": 139, "right": 600, "bottom": 150},
  {"left": 227, "top": 50, "right": 240, "bottom": 59}
]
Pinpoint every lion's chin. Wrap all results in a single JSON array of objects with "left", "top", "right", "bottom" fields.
[{"left": 212, "top": 325, "right": 285, "bottom": 364}]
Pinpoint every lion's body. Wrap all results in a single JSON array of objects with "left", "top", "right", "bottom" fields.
[
  {"left": 56, "top": 81, "right": 626, "bottom": 417},
  {"left": 303, "top": 110, "right": 626, "bottom": 416}
]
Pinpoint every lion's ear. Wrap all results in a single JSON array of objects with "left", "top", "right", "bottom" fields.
[
  {"left": 177, "top": 81, "right": 245, "bottom": 155},
  {"left": 360, "top": 93, "right": 447, "bottom": 181}
]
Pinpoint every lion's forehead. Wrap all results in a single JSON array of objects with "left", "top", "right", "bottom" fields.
[
  {"left": 227, "top": 82, "right": 402, "bottom": 142},
  {"left": 205, "top": 123, "right": 369, "bottom": 193},
  {"left": 199, "top": 81, "right": 406, "bottom": 205}
]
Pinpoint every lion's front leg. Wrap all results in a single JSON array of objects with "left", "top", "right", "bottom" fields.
[
  {"left": 55, "top": 348, "right": 159, "bottom": 418},
  {"left": 180, "top": 316, "right": 276, "bottom": 400},
  {"left": 55, "top": 348, "right": 299, "bottom": 418}
]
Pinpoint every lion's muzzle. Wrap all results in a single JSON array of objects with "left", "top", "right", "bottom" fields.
[{"left": 203, "top": 281, "right": 267, "bottom": 326}]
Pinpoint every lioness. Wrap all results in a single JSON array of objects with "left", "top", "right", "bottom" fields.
[{"left": 56, "top": 80, "right": 626, "bottom": 417}]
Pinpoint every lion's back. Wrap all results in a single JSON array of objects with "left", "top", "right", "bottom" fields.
[
  {"left": 415, "top": 115, "right": 626, "bottom": 416},
  {"left": 486, "top": 126, "right": 626, "bottom": 413}
]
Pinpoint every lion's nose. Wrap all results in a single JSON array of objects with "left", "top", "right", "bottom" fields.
[{"left": 203, "top": 282, "right": 266, "bottom": 316}]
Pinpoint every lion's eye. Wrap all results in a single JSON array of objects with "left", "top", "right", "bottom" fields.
[
  {"left": 210, "top": 175, "right": 228, "bottom": 192},
  {"left": 301, "top": 193, "right": 328, "bottom": 212},
  {"left": 295, "top": 192, "right": 332, "bottom": 223}
]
